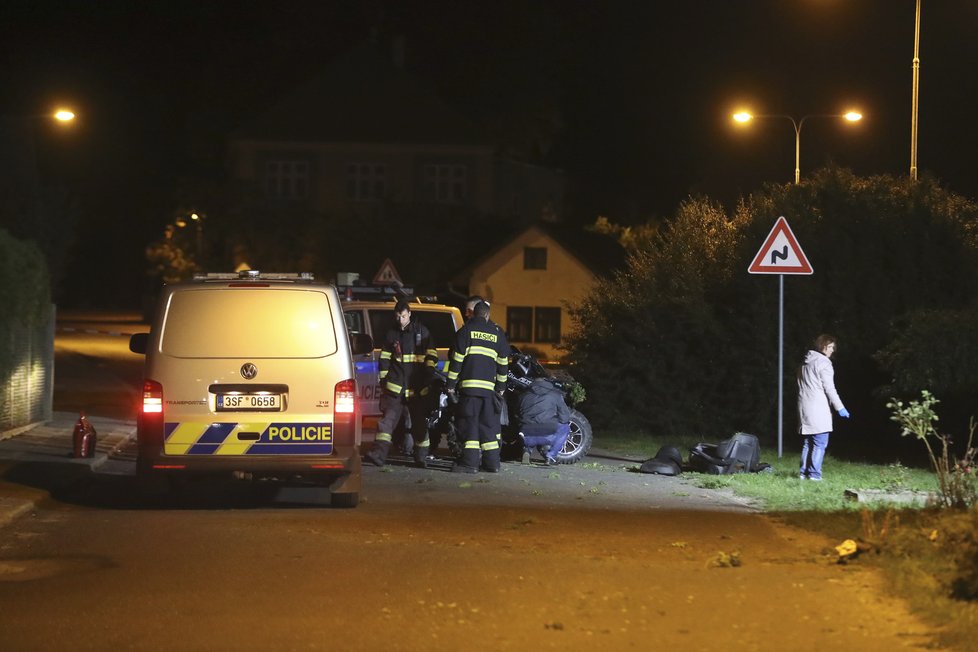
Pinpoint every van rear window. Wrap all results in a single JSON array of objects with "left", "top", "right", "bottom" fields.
[
  {"left": 368, "top": 309, "right": 457, "bottom": 348},
  {"left": 161, "top": 288, "right": 338, "bottom": 358}
]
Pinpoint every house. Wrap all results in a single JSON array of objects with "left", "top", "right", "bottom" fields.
[
  {"left": 455, "top": 223, "right": 623, "bottom": 362},
  {"left": 224, "top": 41, "right": 610, "bottom": 356},
  {"left": 227, "top": 42, "right": 562, "bottom": 224}
]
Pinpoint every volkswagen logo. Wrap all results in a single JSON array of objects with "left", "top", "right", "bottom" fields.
[{"left": 240, "top": 363, "right": 258, "bottom": 380}]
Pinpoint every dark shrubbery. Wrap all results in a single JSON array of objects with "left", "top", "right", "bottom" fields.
[
  {"left": 0, "top": 228, "right": 51, "bottom": 379},
  {"left": 566, "top": 168, "right": 978, "bottom": 447}
]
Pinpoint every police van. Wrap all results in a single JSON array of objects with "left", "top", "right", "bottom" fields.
[
  {"left": 129, "top": 271, "right": 373, "bottom": 507},
  {"left": 340, "top": 291, "right": 463, "bottom": 433}
]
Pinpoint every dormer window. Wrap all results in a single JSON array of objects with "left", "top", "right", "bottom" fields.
[{"left": 523, "top": 246, "right": 547, "bottom": 270}]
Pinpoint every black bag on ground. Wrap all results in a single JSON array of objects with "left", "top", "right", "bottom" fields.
[
  {"left": 638, "top": 445, "right": 683, "bottom": 476},
  {"left": 688, "top": 432, "right": 762, "bottom": 475}
]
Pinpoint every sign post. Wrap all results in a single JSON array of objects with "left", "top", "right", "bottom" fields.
[{"left": 747, "top": 216, "right": 813, "bottom": 458}]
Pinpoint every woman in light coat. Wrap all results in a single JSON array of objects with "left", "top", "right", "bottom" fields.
[{"left": 797, "top": 334, "right": 850, "bottom": 480}]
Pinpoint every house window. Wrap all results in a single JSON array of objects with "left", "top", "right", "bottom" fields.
[
  {"left": 265, "top": 160, "right": 309, "bottom": 200},
  {"left": 506, "top": 307, "right": 533, "bottom": 343},
  {"left": 424, "top": 164, "right": 467, "bottom": 203},
  {"left": 347, "top": 163, "right": 387, "bottom": 201},
  {"left": 507, "top": 306, "right": 561, "bottom": 344},
  {"left": 534, "top": 307, "right": 561, "bottom": 343},
  {"left": 523, "top": 246, "right": 547, "bottom": 270}
]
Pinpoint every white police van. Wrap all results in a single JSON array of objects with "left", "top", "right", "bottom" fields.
[
  {"left": 129, "top": 271, "right": 372, "bottom": 507},
  {"left": 340, "top": 290, "right": 463, "bottom": 434}
]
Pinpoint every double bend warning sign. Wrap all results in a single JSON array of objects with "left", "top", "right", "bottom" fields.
[{"left": 748, "top": 216, "right": 813, "bottom": 275}]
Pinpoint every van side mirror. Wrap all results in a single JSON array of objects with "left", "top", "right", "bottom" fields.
[
  {"left": 129, "top": 332, "right": 148, "bottom": 354},
  {"left": 349, "top": 332, "right": 373, "bottom": 356}
]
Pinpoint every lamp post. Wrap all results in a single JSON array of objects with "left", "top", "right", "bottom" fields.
[
  {"left": 1, "top": 106, "right": 77, "bottom": 191},
  {"left": 732, "top": 110, "right": 863, "bottom": 184},
  {"left": 910, "top": 0, "right": 921, "bottom": 181},
  {"left": 190, "top": 212, "right": 204, "bottom": 259},
  {"left": 173, "top": 211, "right": 206, "bottom": 260}
]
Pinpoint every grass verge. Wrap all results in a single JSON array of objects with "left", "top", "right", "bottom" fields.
[{"left": 594, "top": 432, "right": 978, "bottom": 649}]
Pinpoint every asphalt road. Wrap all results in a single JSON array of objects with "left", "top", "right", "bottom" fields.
[
  {"left": 0, "top": 451, "right": 944, "bottom": 651},
  {"left": 0, "top": 311, "right": 949, "bottom": 651},
  {"left": 53, "top": 311, "right": 147, "bottom": 421}
]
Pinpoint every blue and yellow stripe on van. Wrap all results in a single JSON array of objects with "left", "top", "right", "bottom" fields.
[
  {"left": 353, "top": 359, "right": 449, "bottom": 375},
  {"left": 163, "top": 422, "right": 333, "bottom": 455}
]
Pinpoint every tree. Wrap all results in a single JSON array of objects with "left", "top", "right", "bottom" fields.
[
  {"left": 566, "top": 196, "right": 756, "bottom": 436},
  {"left": 566, "top": 167, "right": 978, "bottom": 451}
]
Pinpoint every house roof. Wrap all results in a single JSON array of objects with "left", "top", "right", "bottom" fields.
[
  {"left": 455, "top": 221, "right": 626, "bottom": 283},
  {"left": 232, "top": 42, "right": 491, "bottom": 146},
  {"left": 536, "top": 222, "right": 626, "bottom": 277}
]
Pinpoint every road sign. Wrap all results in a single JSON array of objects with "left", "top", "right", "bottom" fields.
[
  {"left": 748, "top": 216, "right": 813, "bottom": 275},
  {"left": 748, "top": 216, "right": 815, "bottom": 459},
  {"left": 372, "top": 258, "right": 403, "bottom": 285}
]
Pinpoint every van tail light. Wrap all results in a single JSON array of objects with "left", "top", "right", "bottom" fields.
[
  {"left": 335, "top": 378, "right": 356, "bottom": 415},
  {"left": 137, "top": 379, "right": 165, "bottom": 446},
  {"left": 333, "top": 378, "right": 357, "bottom": 446},
  {"left": 142, "top": 379, "right": 163, "bottom": 414}
]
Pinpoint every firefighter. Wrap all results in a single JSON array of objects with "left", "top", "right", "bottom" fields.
[
  {"left": 445, "top": 300, "right": 509, "bottom": 473},
  {"left": 365, "top": 299, "right": 439, "bottom": 468},
  {"left": 463, "top": 295, "right": 482, "bottom": 322},
  {"left": 463, "top": 295, "right": 500, "bottom": 329}
]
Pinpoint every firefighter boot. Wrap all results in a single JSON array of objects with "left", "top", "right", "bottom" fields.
[
  {"left": 365, "top": 439, "right": 390, "bottom": 467},
  {"left": 413, "top": 446, "right": 429, "bottom": 469},
  {"left": 480, "top": 447, "right": 501, "bottom": 473}
]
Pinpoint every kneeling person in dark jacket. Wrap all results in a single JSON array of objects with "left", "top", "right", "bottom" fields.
[{"left": 517, "top": 377, "right": 571, "bottom": 465}]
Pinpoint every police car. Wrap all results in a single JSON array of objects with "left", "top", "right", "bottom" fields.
[
  {"left": 129, "top": 271, "right": 373, "bottom": 507},
  {"left": 340, "top": 290, "right": 463, "bottom": 434}
]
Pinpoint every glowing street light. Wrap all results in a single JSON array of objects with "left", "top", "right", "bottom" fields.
[
  {"left": 172, "top": 211, "right": 206, "bottom": 260},
  {"left": 53, "top": 109, "right": 75, "bottom": 123},
  {"left": 732, "top": 110, "right": 863, "bottom": 184}
]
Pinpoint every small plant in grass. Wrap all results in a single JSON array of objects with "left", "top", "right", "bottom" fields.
[
  {"left": 887, "top": 391, "right": 978, "bottom": 509},
  {"left": 879, "top": 462, "right": 910, "bottom": 491}
]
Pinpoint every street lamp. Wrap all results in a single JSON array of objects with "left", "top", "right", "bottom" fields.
[
  {"left": 1, "top": 106, "right": 78, "bottom": 191},
  {"left": 732, "top": 110, "right": 863, "bottom": 184},
  {"left": 910, "top": 0, "right": 921, "bottom": 181},
  {"left": 173, "top": 211, "right": 206, "bottom": 260},
  {"left": 190, "top": 212, "right": 204, "bottom": 259}
]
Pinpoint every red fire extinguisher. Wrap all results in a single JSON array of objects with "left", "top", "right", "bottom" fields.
[{"left": 72, "top": 411, "right": 98, "bottom": 458}]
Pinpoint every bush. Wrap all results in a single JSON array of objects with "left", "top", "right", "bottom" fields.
[
  {"left": 887, "top": 391, "right": 978, "bottom": 509},
  {"left": 0, "top": 228, "right": 51, "bottom": 379},
  {"left": 566, "top": 168, "right": 978, "bottom": 449}
]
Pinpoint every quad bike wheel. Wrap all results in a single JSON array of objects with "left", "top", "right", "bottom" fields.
[{"left": 554, "top": 409, "right": 593, "bottom": 464}]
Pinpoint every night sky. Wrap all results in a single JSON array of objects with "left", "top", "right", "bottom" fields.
[{"left": 3, "top": 1, "right": 978, "bottom": 302}]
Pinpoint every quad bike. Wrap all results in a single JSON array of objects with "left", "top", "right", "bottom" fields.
[{"left": 426, "top": 347, "right": 593, "bottom": 465}]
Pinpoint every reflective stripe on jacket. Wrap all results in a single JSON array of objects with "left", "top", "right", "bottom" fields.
[
  {"left": 379, "top": 320, "right": 437, "bottom": 398},
  {"left": 446, "top": 316, "right": 509, "bottom": 396}
]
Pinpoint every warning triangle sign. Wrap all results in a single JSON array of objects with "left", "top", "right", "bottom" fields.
[
  {"left": 748, "top": 216, "right": 813, "bottom": 275},
  {"left": 372, "top": 258, "right": 403, "bottom": 285}
]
